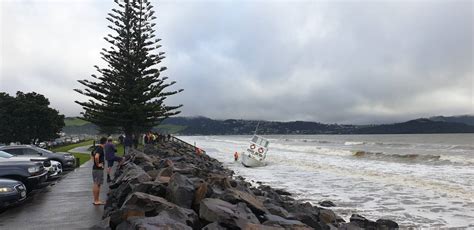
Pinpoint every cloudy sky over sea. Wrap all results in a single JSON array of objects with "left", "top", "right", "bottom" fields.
[{"left": 0, "top": 0, "right": 472, "bottom": 124}]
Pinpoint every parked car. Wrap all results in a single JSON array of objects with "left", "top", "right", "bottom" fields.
[
  {"left": 0, "top": 158, "right": 48, "bottom": 192},
  {"left": 37, "top": 142, "right": 47, "bottom": 149},
  {"left": 0, "top": 145, "right": 76, "bottom": 169},
  {"left": 0, "top": 178, "right": 27, "bottom": 208},
  {"left": 48, "top": 160, "right": 62, "bottom": 177},
  {"left": 0, "top": 151, "right": 61, "bottom": 178}
]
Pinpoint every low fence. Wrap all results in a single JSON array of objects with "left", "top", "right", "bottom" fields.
[{"left": 169, "top": 136, "right": 207, "bottom": 155}]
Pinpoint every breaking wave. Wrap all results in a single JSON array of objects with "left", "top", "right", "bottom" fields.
[
  {"left": 344, "top": 141, "right": 365, "bottom": 146},
  {"left": 352, "top": 151, "right": 474, "bottom": 165}
]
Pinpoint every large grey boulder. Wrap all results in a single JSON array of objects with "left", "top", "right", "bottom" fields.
[
  {"left": 221, "top": 189, "right": 268, "bottom": 217},
  {"left": 113, "top": 163, "right": 152, "bottom": 185},
  {"left": 263, "top": 203, "right": 290, "bottom": 219},
  {"left": 263, "top": 214, "right": 310, "bottom": 229},
  {"left": 120, "top": 192, "right": 198, "bottom": 228},
  {"left": 349, "top": 214, "right": 377, "bottom": 229},
  {"left": 129, "top": 181, "right": 167, "bottom": 198},
  {"left": 199, "top": 198, "right": 260, "bottom": 228},
  {"left": 376, "top": 219, "right": 399, "bottom": 230},
  {"left": 166, "top": 173, "right": 195, "bottom": 208},
  {"left": 319, "top": 209, "right": 343, "bottom": 225},
  {"left": 319, "top": 200, "right": 336, "bottom": 207},
  {"left": 116, "top": 216, "right": 191, "bottom": 230},
  {"left": 338, "top": 222, "right": 364, "bottom": 230},
  {"left": 203, "top": 222, "right": 287, "bottom": 230},
  {"left": 202, "top": 222, "right": 227, "bottom": 230}
]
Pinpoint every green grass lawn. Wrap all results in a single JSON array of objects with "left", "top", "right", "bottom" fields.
[
  {"left": 71, "top": 152, "right": 91, "bottom": 166},
  {"left": 116, "top": 144, "right": 125, "bottom": 157}
]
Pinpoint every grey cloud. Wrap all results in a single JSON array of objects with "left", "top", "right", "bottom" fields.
[{"left": 1, "top": 0, "right": 472, "bottom": 124}]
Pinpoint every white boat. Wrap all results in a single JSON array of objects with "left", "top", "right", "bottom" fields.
[{"left": 241, "top": 135, "right": 269, "bottom": 167}]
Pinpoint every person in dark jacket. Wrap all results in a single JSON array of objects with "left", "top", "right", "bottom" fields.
[
  {"left": 124, "top": 135, "right": 133, "bottom": 155},
  {"left": 104, "top": 138, "right": 122, "bottom": 183}
]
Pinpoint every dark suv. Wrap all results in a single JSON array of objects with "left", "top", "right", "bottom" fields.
[
  {"left": 0, "top": 145, "right": 76, "bottom": 169},
  {"left": 0, "top": 158, "right": 48, "bottom": 191}
]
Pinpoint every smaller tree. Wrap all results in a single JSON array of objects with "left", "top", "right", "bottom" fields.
[{"left": 0, "top": 91, "right": 65, "bottom": 144}]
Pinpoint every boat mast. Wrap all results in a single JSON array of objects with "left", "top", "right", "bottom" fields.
[{"left": 254, "top": 121, "right": 260, "bottom": 135}]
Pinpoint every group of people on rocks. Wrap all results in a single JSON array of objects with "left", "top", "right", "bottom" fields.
[
  {"left": 118, "top": 134, "right": 138, "bottom": 152},
  {"left": 90, "top": 132, "right": 173, "bottom": 205},
  {"left": 143, "top": 132, "right": 172, "bottom": 144}
]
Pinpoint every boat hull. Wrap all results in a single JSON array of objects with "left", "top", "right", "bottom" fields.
[{"left": 241, "top": 154, "right": 266, "bottom": 167}]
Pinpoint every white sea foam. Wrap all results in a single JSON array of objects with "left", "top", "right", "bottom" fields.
[{"left": 344, "top": 141, "right": 365, "bottom": 145}]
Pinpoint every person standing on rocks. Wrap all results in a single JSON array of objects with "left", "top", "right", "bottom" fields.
[
  {"left": 104, "top": 137, "right": 122, "bottom": 183},
  {"left": 91, "top": 137, "right": 107, "bottom": 205}
]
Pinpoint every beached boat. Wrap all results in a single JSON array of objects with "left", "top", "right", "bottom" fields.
[{"left": 241, "top": 135, "right": 269, "bottom": 167}]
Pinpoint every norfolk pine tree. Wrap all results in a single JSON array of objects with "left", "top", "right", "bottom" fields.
[{"left": 75, "top": 0, "right": 182, "bottom": 137}]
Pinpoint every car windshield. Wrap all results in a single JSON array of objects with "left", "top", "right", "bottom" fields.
[
  {"left": 35, "top": 147, "right": 53, "bottom": 154},
  {"left": 0, "top": 150, "right": 13, "bottom": 158}
]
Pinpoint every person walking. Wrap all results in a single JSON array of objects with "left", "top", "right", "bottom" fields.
[
  {"left": 91, "top": 137, "right": 107, "bottom": 205},
  {"left": 104, "top": 138, "right": 122, "bottom": 183}
]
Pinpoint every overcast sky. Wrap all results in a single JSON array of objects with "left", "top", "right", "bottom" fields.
[{"left": 0, "top": 0, "right": 472, "bottom": 124}]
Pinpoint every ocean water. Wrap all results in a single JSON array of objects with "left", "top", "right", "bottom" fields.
[{"left": 179, "top": 134, "right": 474, "bottom": 229}]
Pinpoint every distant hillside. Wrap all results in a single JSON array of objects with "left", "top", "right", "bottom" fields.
[
  {"left": 62, "top": 118, "right": 98, "bottom": 135},
  {"left": 429, "top": 115, "right": 474, "bottom": 126},
  {"left": 355, "top": 119, "right": 474, "bottom": 134},
  {"left": 62, "top": 115, "right": 474, "bottom": 135},
  {"left": 64, "top": 117, "right": 90, "bottom": 126},
  {"left": 160, "top": 117, "right": 354, "bottom": 135}
]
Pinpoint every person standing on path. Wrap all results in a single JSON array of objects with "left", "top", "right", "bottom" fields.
[
  {"left": 104, "top": 138, "right": 123, "bottom": 183},
  {"left": 91, "top": 137, "right": 107, "bottom": 205}
]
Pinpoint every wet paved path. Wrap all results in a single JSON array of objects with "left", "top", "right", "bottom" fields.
[
  {"left": 0, "top": 160, "right": 108, "bottom": 230},
  {"left": 69, "top": 145, "right": 92, "bottom": 154}
]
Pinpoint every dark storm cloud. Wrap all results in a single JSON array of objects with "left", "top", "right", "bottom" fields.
[{"left": 1, "top": 0, "right": 472, "bottom": 124}]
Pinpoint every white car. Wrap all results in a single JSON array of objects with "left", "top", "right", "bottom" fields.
[{"left": 48, "top": 160, "right": 62, "bottom": 177}]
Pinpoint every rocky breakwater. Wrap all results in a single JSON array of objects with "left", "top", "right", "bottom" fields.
[{"left": 97, "top": 140, "right": 399, "bottom": 229}]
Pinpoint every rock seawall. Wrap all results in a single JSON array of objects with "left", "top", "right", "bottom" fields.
[{"left": 96, "top": 140, "right": 399, "bottom": 229}]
